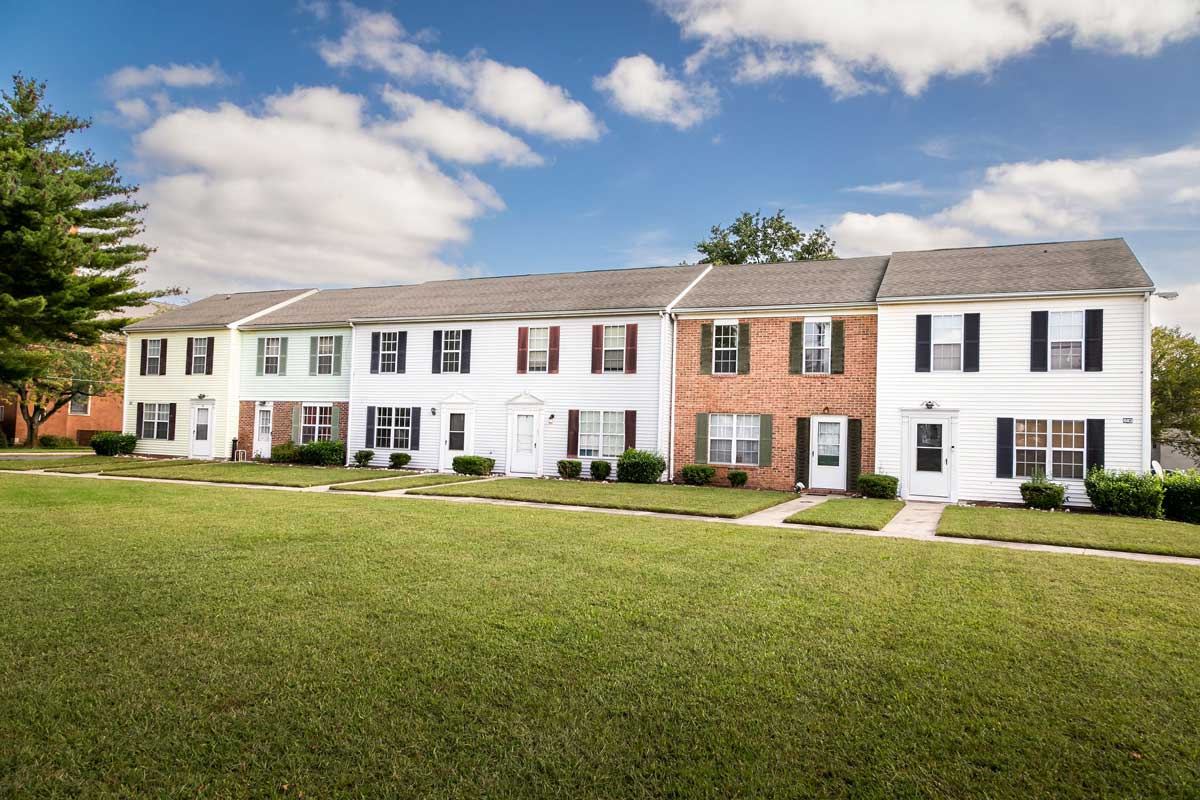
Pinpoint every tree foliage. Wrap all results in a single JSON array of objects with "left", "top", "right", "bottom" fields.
[
  {"left": 7, "top": 343, "right": 125, "bottom": 444},
  {"left": 1151, "top": 325, "right": 1200, "bottom": 460},
  {"left": 696, "top": 210, "right": 836, "bottom": 265}
]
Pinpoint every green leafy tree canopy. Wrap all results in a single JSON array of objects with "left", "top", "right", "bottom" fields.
[
  {"left": 1152, "top": 325, "right": 1200, "bottom": 460},
  {"left": 696, "top": 210, "right": 836, "bottom": 265}
]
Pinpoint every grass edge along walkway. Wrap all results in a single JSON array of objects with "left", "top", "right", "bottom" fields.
[
  {"left": 329, "top": 473, "right": 484, "bottom": 492},
  {"left": 785, "top": 498, "right": 905, "bottom": 531},
  {"left": 83, "top": 461, "right": 409, "bottom": 488}
]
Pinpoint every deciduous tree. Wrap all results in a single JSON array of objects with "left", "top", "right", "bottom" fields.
[
  {"left": 696, "top": 210, "right": 836, "bottom": 265},
  {"left": 1151, "top": 325, "right": 1200, "bottom": 461}
]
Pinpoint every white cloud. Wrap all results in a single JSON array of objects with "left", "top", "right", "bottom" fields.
[
  {"left": 107, "top": 62, "right": 227, "bottom": 94},
  {"left": 594, "top": 54, "right": 717, "bottom": 129},
  {"left": 843, "top": 180, "right": 929, "bottom": 196},
  {"left": 135, "top": 86, "right": 503, "bottom": 295},
  {"left": 658, "top": 0, "right": 1200, "bottom": 96},
  {"left": 114, "top": 98, "right": 152, "bottom": 126},
  {"left": 320, "top": 5, "right": 601, "bottom": 141},
  {"left": 380, "top": 89, "right": 543, "bottom": 166},
  {"left": 831, "top": 212, "right": 983, "bottom": 256}
]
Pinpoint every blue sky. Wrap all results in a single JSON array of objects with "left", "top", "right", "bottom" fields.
[{"left": 6, "top": 0, "right": 1200, "bottom": 330}]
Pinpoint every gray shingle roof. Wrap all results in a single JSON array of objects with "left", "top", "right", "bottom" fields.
[
  {"left": 877, "top": 238, "right": 1153, "bottom": 300},
  {"left": 124, "top": 289, "right": 313, "bottom": 331},
  {"left": 673, "top": 257, "right": 889, "bottom": 311}
]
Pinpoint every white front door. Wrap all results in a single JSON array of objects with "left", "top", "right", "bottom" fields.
[
  {"left": 809, "top": 415, "right": 848, "bottom": 490},
  {"left": 191, "top": 403, "right": 213, "bottom": 458},
  {"left": 252, "top": 406, "right": 272, "bottom": 459},
  {"left": 440, "top": 407, "right": 473, "bottom": 471},
  {"left": 908, "top": 417, "right": 952, "bottom": 499},
  {"left": 509, "top": 412, "right": 539, "bottom": 475}
]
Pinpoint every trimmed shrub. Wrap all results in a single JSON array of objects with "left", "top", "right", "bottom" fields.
[
  {"left": 616, "top": 448, "right": 666, "bottom": 484},
  {"left": 453, "top": 455, "right": 495, "bottom": 476},
  {"left": 728, "top": 470, "right": 748, "bottom": 488},
  {"left": 271, "top": 441, "right": 301, "bottom": 463},
  {"left": 680, "top": 464, "right": 716, "bottom": 486},
  {"left": 857, "top": 473, "right": 899, "bottom": 499},
  {"left": 1163, "top": 470, "right": 1200, "bottom": 524},
  {"left": 389, "top": 452, "right": 412, "bottom": 470},
  {"left": 1084, "top": 468, "right": 1163, "bottom": 519},
  {"left": 38, "top": 434, "right": 74, "bottom": 449},
  {"left": 299, "top": 440, "right": 346, "bottom": 466},
  {"left": 590, "top": 459, "right": 611, "bottom": 481},
  {"left": 0, "top": 430, "right": 7, "bottom": 448},
  {"left": 557, "top": 459, "right": 582, "bottom": 479},
  {"left": 90, "top": 431, "right": 137, "bottom": 456},
  {"left": 353, "top": 449, "right": 375, "bottom": 468},
  {"left": 1020, "top": 473, "right": 1066, "bottom": 510}
]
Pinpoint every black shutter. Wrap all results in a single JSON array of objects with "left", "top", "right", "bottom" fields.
[
  {"left": 847, "top": 418, "right": 862, "bottom": 491},
  {"left": 795, "top": 417, "right": 810, "bottom": 488},
  {"left": 1086, "top": 419, "right": 1105, "bottom": 473},
  {"left": 432, "top": 330, "right": 442, "bottom": 374},
  {"left": 140, "top": 339, "right": 148, "bottom": 375},
  {"left": 788, "top": 321, "right": 804, "bottom": 374},
  {"left": 1085, "top": 309, "right": 1103, "bottom": 372},
  {"left": 158, "top": 339, "right": 167, "bottom": 375},
  {"left": 365, "top": 406, "right": 376, "bottom": 448},
  {"left": 205, "top": 337, "right": 215, "bottom": 375},
  {"left": 830, "top": 320, "right": 845, "bottom": 374},
  {"left": 397, "top": 331, "right": 407, "bottom": 374},
  {"left": 915, "top": 315, "right": 931, "bottom": 372},
  {"left": 1030, "top": 311, "right": 1048, "bottom": 372},
  {"left": 370, "top": 332, "right": 380, "bottom": 374},
  {"left": 963, "top": 313, "right": 980, "bottom": 372},
  {"left": 167, "top": 403, "right": 177, "bottom": 441},
  {"left": 699, "top": 323, "right": 712, "bottom": 375},
  {"left": 136, "top": 402, "right": 144, "bottom": 434},
  {"left": 736, "top": 322, "right": 749, "bottom": 375},
  {"left": 185, "top": 337, "right": 194, "bottom": 375},
  {"left": 461, "top": 330, "right": 472, "bottom": 374},
  {"left": 996, "top": 418, "right": 1014, "bottom": 478}
]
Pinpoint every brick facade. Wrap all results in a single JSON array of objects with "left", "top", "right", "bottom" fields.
[
  {"left": 673, "top": 315, "right": 877, "bottom": 491},
  {"left": 237, "top": 400, "right": 350, "bottom": 459}
]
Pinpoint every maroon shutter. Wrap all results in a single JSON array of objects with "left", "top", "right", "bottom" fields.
[
  {"left": 625, "top": 324, "right": 638, "bottom": 374},
  {"left": 567, "top": 409, "right": 580, "bottom": 457},
  {"left": 139, "top": 340, "right": 148, "bottom": 375},
  {"left": 516, "top": 326, "right": 529, "bottom": 374},
  {"left": 158, "top": 339, "right": 167, "bottom": 375},
  {"left": 135, "top": 402, "right": 144, "bottom": 434},
  {"left": 185, "top": 337, "right": 194, "bottom": 375},
  {"left": 624, "top": 410, "right": 636, "bottom": 451},
  {"left": 548, "top": 326, "right": 560, "bottom": 374},
  {"left": 205, "top": 336, "right": 215, "bottom": 375},
  {"left": 591, "top": 325, "right": 603, "bottom": 373},
  {"left": 167, "top": 402, "right": 177, "bottom": 441}
]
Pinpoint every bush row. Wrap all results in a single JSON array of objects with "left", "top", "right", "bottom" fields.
[
  {"left": 271, "top": 440, "right": 346, "bottom": 466},
  {"left": 90, "top": 432, "right": 137, "bottom": 456},
  {"left": 1163, "top": 470, "right": 1200, "bottom": 524},
  {"left": 38, "top": 434, "right": 75, "bottom": 449}
]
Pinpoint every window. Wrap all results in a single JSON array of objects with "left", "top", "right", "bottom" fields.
[
  {"left": 527, "top": 327, "right": 549, "bottom": 373},
  {"left": 316, "top": 336, "right": 335, "bottom": 375},
  {"left": 448, "top": 412, "right": 466, "bottom": 451},
  {"left": 374, "top": 406, "right": 412, "bottom": 449},
  {"left": 379, "top": 331, "right": 399, "bottom": 373},
  {"left": 915, "top": 423, "right": 943, "bottom": 472},
  {"left": 713, "top": 323, "right": 738, "bottom": 374},
  {"left": 603, "top": 325, "right": 626, "bottom": 373},
  {"left": 442, "top": 330, "right": 463, "bottom": 373},
  {"left": 145, "top": 339, "right": 162, "bottom": 375},
  {"left": 709, "top": 413, "right": 760, "bottom": 466},
  {"left": 803, "top": 320, "right": 830, "bottom": 374},
  {"left": 579, "top": 410, "right": 625, "bottom": 458},
  {"left": 264, "top": 337, "right": 281, "bottom": 375},
  {"left": 1014, "top": 418, "right": 1047, "bottom": 477},
  {"left": 69, "top": 391, "right": 90, "bottom": 415},
  {"left": 191, "top": 337, "right": 208, "bottom": 374},
  {"left": 931, "top": 314, "right": 963, "bottom": 371},
  {"left": 141, "top": 403, "right": 170, "bottom": 440},
  {"left": 817, "top": 421, "right": 841, "bottom": 466},
  {"left": 1051, "top": 419, "right": 1086, "bottom": 479},
  {"left": 1014, "top": 418, "right": 1086, "bottom": 479},
  {"left": 1049, "top": 311, "right": 1084, "bottom": 370},
  {"left": 301, "top": 404, "right": 332, "bottom": 443}
]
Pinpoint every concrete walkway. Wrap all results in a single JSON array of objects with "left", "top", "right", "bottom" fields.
[{"left": 4, "top": 468, "right": 1199, "bottom": 567}]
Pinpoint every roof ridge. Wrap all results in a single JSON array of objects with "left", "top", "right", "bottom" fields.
[{"left": 892, "top": 237, "right": 1124, "bottom": 255}]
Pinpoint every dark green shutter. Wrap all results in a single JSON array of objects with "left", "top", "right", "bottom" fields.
[
  {"left": 694, "top": 413, "right": 709, "bottom": 464},
  {"left": 331, "top": 405, "right": 342, "bottom": 442},
  {"left": 831, "top": 320, "right": 845, "bottom": 374},
  {"left": 758, "top": 414, "right": 772, "bottom": 467},
  {"left": 737, "top": 322, "right": 750, "bottom": 374},
  {"left": 309, "top": 337, "right": 318, "bottom": 375},
  {"left": 699, "top": 323, "right": 712, "bottom": 375},
  {"left": 332, "top": 336, "right": 344, "bottom": 376},
  {"left": 256, "top": 338, "right": 265, "bottom": 376},
  {"left": 292, "top": 406, "right": 302, "bottom": 443},
  {"left": 795, "top": 417, "right": 810, "bottom": 488},
  {"left": 279, "top": 338, "right": 288, "bottom": 375},
  {"left": 846, "top": 418, "right": 862, "bottom": 491},
  {"left": 789, "top": 321, "right": 804, "bottom": 374}
]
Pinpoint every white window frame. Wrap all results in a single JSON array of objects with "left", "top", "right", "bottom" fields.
[
  {"left": 1013, "top": 417, "right": 1087, "bottom": 480},
  {"left": 803, "top": 319, "right": 831, "bottom": 375},
  {"left": 264, "top": 337, "right": 281, "bottom": 375},
  {"left": 374, "top": 406, "right": 412, "bottom": 450},
  {"left": 527, "top": 327, "right": 550, "bottom": 373},
  {"left": 301, "top": 403, "right": 333, "bottom": 444},
  {"left": 316, "top": 336, "right": 335, "bottom": 376},
  {"left": 1048, "top": 311, "right": 1084, "bottom": 371},
  {"left": 708, "top": 413, "right": 761, "bottom": 466},
  {"left": 578, "top": 410, "right": 625, "bottom": 458},
  {"left": 931, "top": 314, "right": 963, "bottom": 372},
  {"left": 712, "top": 321, "right": 738, "bottom": 375},
  {"left": 442, "top": 330, "right": 463, "bottom": 374},
  {"left": 145, "top": 339, "right": 162, "bottom": 376},
  {"left": 191, "top": 337, "right": 208, "bottom": 374},
  {"left": 602, "top": 325, "right": 626, "bottom": 374},
  {"left": 379, "top": 331, "right": 400, "bottom": 374},
  {"left": 68, "top": 390, "right": 90, "bottom": 416},
  {"left": 141, "top": 402, "right": 170, "bottom": 440}
]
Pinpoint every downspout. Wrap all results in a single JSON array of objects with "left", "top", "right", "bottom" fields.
[
  {"left": 1143, "top": 291, "right": 1153, "bottom": 470},
  {"left": 667, "top": 311, "right": 678, "bottom": 481},
  {"left": 345, "top": 321, "right": 356, "bottom": 467}
]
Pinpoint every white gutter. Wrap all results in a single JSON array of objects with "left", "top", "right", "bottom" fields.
[
  {"left": 347, "top": 306, "right": 668, "bottom": 324},
  {"left": 876, "top": 286, "right": 1155, "bottom": 304}
]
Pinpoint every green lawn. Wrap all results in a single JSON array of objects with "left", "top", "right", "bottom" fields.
[
  {"left": 1, "top": 476, "right": 1198, "bottom": 797},
  {"left": 410, "top": 477, "right": 794, "bottom": 518},
  {"left": 785, "top": 497, "right": 905, "bottom": 530},
  {"left": 329, "top": 472, "right": 482, "bottom": 492},
  {"left": 45, "top": 457, "right": 206, "bottom": 474},
  {"left": 0, "top": 455, "right": 114, "bottom": 471},
  {"left": 98, "top": 461, "right": 408, "bottom": 487},
  {"left": 939, "top": 505, "right": 1200, "bottom": 558}
]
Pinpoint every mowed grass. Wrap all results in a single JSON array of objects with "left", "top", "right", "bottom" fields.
[
  {"left": 410, "top": 477, "right": 794, "bottom": 518},
  {"left": 47, "top": 457, "right": 206, "bottom": 474},
  {"left": 939, "top": 505, "right": 1200, "bottom": 558},
  {"left": 785, "top": 497, "right": 905, "bottom": 530},
  {"left": 97, "top": 461, "right": 409, "bottom": 487},
  {"left": 1, "top": 476, "right": 1198, "bottom": 798},
  {"left": 330, "top": 472, "right": 482, "bottom": 492},
  {"left": 0, "top": 455, "right": 114, "bottom": 471}
]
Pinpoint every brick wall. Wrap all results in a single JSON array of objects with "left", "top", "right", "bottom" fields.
[
  {"left": 673, "top": 315, "right": 877, "bottom": 491},
  {"left": 237, "top": 400, "right": 350, "bottom": 459}
]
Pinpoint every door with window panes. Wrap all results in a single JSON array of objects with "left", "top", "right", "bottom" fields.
[
  {"left": 808, "top": 416, "right": 847, "bottom": 490},
  {"left": 907, "top": 415, "right": 953, "bottom": 498}
]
